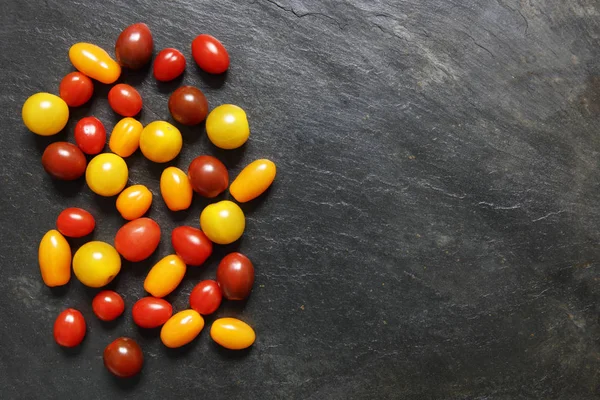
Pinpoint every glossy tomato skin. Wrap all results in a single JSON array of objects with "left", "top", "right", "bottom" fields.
[
  {"left": 153, "top": 48, "right": 186, "bottom": 81},
  {"left": 42, "top": 142, "right": 87, "bottom": 180},
  {"left": 187, "top": 155, "right": 228, "bottom": 198},
  {"left": 190, "top": 280, "right": 222, "bottom": 315},
  {"left": 132, "top": 297, "right": 173, "bottom": 328},
  {"left": 92, "top": 290, "right": 125, "bottom": 321},
  {"left": 191, "top": 34, "right": 229, "bottom": 74},
  {"left": 59, "top": 72, "right": 94, "bottom": 107},
  {"left": 171, "top": 226, "right": 213, "bottom": 266},
  {"left": 217, "top": 252, "right": 255, "bottom": 300},
  {"left": 168, "top": 86, "right": 208, "bottom": 126},
  {"left": 115, "top": 218, "right": 161, "bottom": 262},
  {"left": 56, "top": 207, "right": 95, "bottom": 237},
  {"left": 54, "top": 308, "right": 86, "bottom": 347},
  {"left": 74, "top": 117, "right": 106, "bottom": 155},
  {"left": 103, "top": 337, "right": 143, "bottom": 378},
  {"left": 108, "top": 84, "right": 142, "bottom": 117},
  {"left": 115, "top": 23, "right": 153, "bottom": 69}
]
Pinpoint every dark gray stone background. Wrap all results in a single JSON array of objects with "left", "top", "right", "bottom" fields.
[{"left": 0, "top": 0, "right": 599, "bottom": 398}]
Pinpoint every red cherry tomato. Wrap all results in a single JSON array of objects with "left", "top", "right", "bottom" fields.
[
  {"left": 108, "top": 84, "right": 142, "bottom": 117},
  {"left": 191, "top": 34, "right": 230, "bottom": 74},
  {"left": 56, "top": 207, "right": 95, "bottom": 238},
  {"left": 217, "top": 252, "right": 255, "bottom": 300},
  {"left": 53, "top": 308, "right": 86, "bottom": 347},
  {"left": 103, "top": 337, "right": 143, "bottom": 378},
  {"left": 41, "top": 142, "right": 87, "bottom": 180},
  {"left": 189, "top": 280, "right": 222, "bottom": 315},
  {"left": 115, "top": 218, "right": 160, "bottom": 262},
  {"left": 59, "top": 72, "right": 94, "bottom": 107},
  {"left": 153, "top": 48, "right": 186, "bottom": 81},
  {"left": 132, "top": 297, "right": 173, "bottom": 328},
  {"left": 74, "top": 117, "right": 106, "bottom": 155},
  {"left": 171, "top": 226, "right": 213, "bottom": 266},
  {"left": 187, "top": 155, "right": 229, "bottom": 198},
  {"left": 92, "top": 290, "right": 125, "bottom": 321}
]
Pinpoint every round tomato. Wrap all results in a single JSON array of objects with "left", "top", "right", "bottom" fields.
[
  {"left": 56, "top": 207, "right": 95, "bottom": 237},
  {"left": 153, "top": 48, "right": 186, "bottom": 81},
  {"left": 171, "top": 226, "right": 212, "bottom": 266},
  {"left": 115, "top": 23, "right": 153, "bottom": 70},
  {"left": 108, "top": 84, "right": 142, "bottom": 117},
  {"left": 114, "top": 218, "right": 160, "bottom": 262},
  {"left": 187, "top": 155, "right": 228, "bottom": 198},
  {"left": 74, "top": 117, "right": 106, "bottom": 155},
  {"left": 42, "top": 142, "right": 87, "bottom": 180},
  {"left": 190, "top": 280, "right": 222, "bottom": 315},
  {"left": 191, "top": 34, "right": 229, "bottom": 74},
  {"left": 53, "top": 308, "right": 86, "bottom": 347},
  {"left": 104, "top": 337, "right": 143, "bottom": 378},
  {"left": 217, "top": 252, "right": 254, "bottom": 300},
  {"left": 168, "top": 86, "right": 208, "bottom": 126},
  {"left": 59, "top": 72, "right": 94, "bottom": 107},
  {"left": 92, "top": 290, "right": 125, "bottom": 321},
  {"left": 132, "top": 297, "right": 173, "bottom": 329}
]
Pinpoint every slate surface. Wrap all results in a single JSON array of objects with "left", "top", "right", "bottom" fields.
[{"left": 1, "top": 0, "right": 600, "bottom": 398}]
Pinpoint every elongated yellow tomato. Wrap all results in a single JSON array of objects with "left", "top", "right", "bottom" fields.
[
  {"left": 38, "top": 230, "right": 71, "bottom": 287},
  {"left": 86, "top": 153, "right": 128, "bottom": 196},
  {"left": 109, "top": 118, "right": 143, "bottom": 157},
  {"left": 69, "top": 43, "right": 121, "bottom": 84},
  {"left": 210, "top": 318, "right": 255, "bottom": 350},
  {"left": 200, "top": 200, "right": 245, "bottom": 244},
  {"left": 206, "top": 104, "right": 250, "bottom": 149},
  {"left": 139, "top": 121, "right": 182, "bottom": 163},
  {"left": 73, "top": 241, "right": 121, "bottom": 288},
  {"left": 144, "top": 255, "right": 186, "bottom": 298},
  {"left": 160, "top": 167, "right": 192, "bottom": 211},
  {"left": 22, "top": 93, "right": 69, "bottom": 136},
  {"left": 116, "top": 185, "right": 152, "bottom": 220},
  {"left": 161, "top": 310, "right": 204, "bottom": 348},
  {"left": 230, "top": 159, "right": 276, "bottom": 203}
]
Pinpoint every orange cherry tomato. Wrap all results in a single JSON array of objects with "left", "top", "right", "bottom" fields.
[
  {"left": 144, "top": 255, "right": 186, "bottom": 298},
  {"left": 56, "top": 207, "right": 95, "bottom": 238},
  {"left": 114, "top": 218, "right": 161, "bottom": 262},
  {"left": 109, "top": 117, "right": 143, "bottom": 157},
  {"left": 116, "top": 185, "right": 153, "bottom": 220},
  {"left": 59, "top": 72, "right": 93, "bottom": 107},
  {"left": 160, "top": 310, "right": 204, "bottom": 348},
  {"left": 160, "top": 167, "right": 192, "bottom": 211},
  {"left": 38, "top": 230, "right": 71, "bottom": 287},
  {"left": 230, "top": 159, "right": 276, "bottom": 203},
  {"left": 108, "top": 84, "right": 142, "bottom": 117},
  {"left": 69, "top": 43, "right": 121, "bottom": 84}
]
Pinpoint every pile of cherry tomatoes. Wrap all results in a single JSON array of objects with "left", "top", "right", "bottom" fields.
[{"left": 26, "top": 23, "right": 276, "bottom": 379}]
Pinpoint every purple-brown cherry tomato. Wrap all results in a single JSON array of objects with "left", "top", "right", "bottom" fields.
[
  {"left": 108, "top": 84, "right": 142, "bottom": 117},
  {"left": 103, "top": 337, "right": 143, "bottom": 378},
  {"left": 114, "top": 218, "right": 161, "bottom": 262},
  {"left": 74, "top": 117, "right": 106, "bottom": 155},
  {"left": 56, "top": 207, "right": 95, "bottom": 238},
  {"left": 153, "top": 48, "right": 186, "bottom": 81},
  {"left": 171, "top": 226, "right": 213, "bottom": 266},
  {"left": 187, "top": 155, "right": 228, "bottom": 198},
  {"left": 42, "top": 142, "right": 87, "bottom": 180},
  {"left": 191, "top": 34, "right": 230, "bottom": 74},
  {"left": 115, "top": 23, "right": 153, "bottom": 70},
  {"left": 168, "top": 86, "right": 208, "bottom": 126},
  {"left": 217, "top": 252, "right": 255, "bottom": 300},
  {"left": 132, "top": 297, "right": 173, "bottom": 329},
  {"left": 59, "top": 72, "right": 94, "bottom": 107},
  {"left": 189, "top": 280, "right": 222, "bottom": 315}
]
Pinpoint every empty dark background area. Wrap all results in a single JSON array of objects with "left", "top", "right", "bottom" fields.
[{"left": 1, "top": 0, "right": 600, "bottom": 399}]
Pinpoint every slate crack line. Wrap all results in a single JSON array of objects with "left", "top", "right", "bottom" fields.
[
  {"left": 262, "top": 0, "right": 344, "bottom": 29},
  {"left": 531, "top": 210, "right": 566, "bottom": 222},
  {"left": 465, "top": 33, "right": 495, "bottom": 58}
]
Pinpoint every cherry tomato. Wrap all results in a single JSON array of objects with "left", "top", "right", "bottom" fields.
[
  {"left": 74, "top": 117, "right": 106, "bottom": 155},
  {"left": 56, "top": 207, "right": 95, "bottom": 238},
  {"left": 168, "top": 86, "right": 208, "bottom": 126},
  {"left": 53, "top": 308, "right": 86, "bottom": 347},
  {"left": 22, "top": 92, "right": 69, "bottom": 136},
  {"left": 144, "top": 255, "right": 186, "bottom": 298},
  {"left": 108, "top": 84, "right": 142, "bottom": 117},
  {"left": 115, "top": 218, "right": 161, "bottom": 262},
  {"left": 139, "top": 121, "right": 182, "bottom": 163},
  {"left": 116, "top": 185, "right": 153, "bottom": 220},
  {"left": 59, "top": 72, "right": 94, "bottom": 107},
  {"left": 190, "top": 280, "right": 222, "bottom": 315},
  {"left": 73, "top": 241, "right": 121, "bottom": 288},
  {"left": 132, "top": 297, "right": 173, "bottom": 329},
  {"left": 187, "top": 155, "right": 228, "bottom": 198},
  {"left": 92, "top": 290, "right": 125, "bottom": 321},
  {"left": 160, "top": 167, "right": 193, "bottom": 211},
  {"left": 104, "top": 337, "right": 143, "bottom": 378},
  {"left": 153, "top": 48, "right": 186, "bottom": 81},
  {"left": 86, "top": 153, "right": 128, "bottom": 197},
  {"left": 206, "top": 104, "right": 249, "bottom": 149},
  {"left": 115, "top": 23, "right": 153, "bottom": 70},
  {"left": 109, "top": 117, "right": 143, "bottom": 157},
  {"left": 210, "top": 318, "right": 256, "bottom": 350},
  {"left": 200, "top": 201, "right": 245, "bottom": 244},
  {"left": 217, "top": 252, "right": 254, "bottom": 300},
  {"left": 171, "top": 226, "right": 213, "bottom": 266},
  {"left": 42, "top": 142, "right": 87, "bottom": 180},
  {"left": 230, "top": 159, "right": 277, "bottom": 203},
  {"left": 191, "top": 34, "right": 229, "bottom": 74},
  {"left": 160, "top": 310, "right": 204, "bottom": 348},
  {"left": 39, "top": 230, "right": 71, "bottom": 287},
  {"left": 69, "top": 43, "right": 121, "bottom": 84}
]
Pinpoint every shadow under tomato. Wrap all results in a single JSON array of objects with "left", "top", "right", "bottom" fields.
[
  {"left": 194, "top": 63, "right": 228, "bottom": 89},
  {"left": 162, "top": 336, "right": 200, "bottom": 358},
  {"left": 93, "top": 192, "right": 118, "bottom": 214},
  {"left": 123, "top": 251, "right": 160, "bottom": 278},
  {"left": 219, "top": 298, "right": 249, "bottom": 314},
  {"left": 50, "top": 177, "right": 86, "bottom": 198},
  {"left": 59, "top": 343, "right": 84, "bottom": 357},
  {"left": 32, "top": 129, "right": 69, "bottom": 154},
  {"left": 48, "top": 281, "right": 71, "bottom": 297},
  {"left": 107, "top": 370, "right": 142, "bottom": 391},
  {"left": 211, "top": 341, "right": 253, "bottom": 360},
  {"left": 119, "top": 63, "right": 152, "bottom": 87},
  {"left": 98, "top": 317, "right": 123, "bottom": 331},
  {"left": 65, "top": 232, "right": 96, "bottom": 250},
  {"left": 175, "top": 120, "right": 205, "bottom": 146},
  {"left": 210, "top": 142, "right": 247, "bottom": 170},
  {"left": 155, "top": 73, "right": 184, "bottom": 94}
]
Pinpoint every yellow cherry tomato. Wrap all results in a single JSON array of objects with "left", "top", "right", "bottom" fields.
[
  {"left": 109, "top": 118, "right": 143, "bottom": 157},
  {"left": 38, "top": 230, "right": 71, "bottom": 287},
  {"left": 22, "top": 93, "right": 69, "bottom": 136},
  {"left": 206, "top": 104, "right": 250, "bottom": 149},
  {"left": 86, "top": 153, "right": 128, "bottom": 197},
  {"left": 210, "top": 318, "right": 256, "bottom": 350},
  {"left": 230, "top": 159, "right": 276, "bottom": 203},
  {"left": 161, "top": 310, "right": 204, "bottom": 348},
  {"left": 73, "top": 241, "right": 121, "bottom": 288},
  {"left": 69, "top": 43, "right": 121, "bottom": 84},
  {"left": 160, "top": 167, "right": 193, "bottom": 211},
  {"left": 139, "top": 121, "right": 182, "bottom": 163},
  {"left": 116, "top": 184, "right": 153, "bottom": 220},
  {"left": 144, "top": 255, "right": 186, "bottom": 298},
  {"left": 199, "top": 200, "right": 245, "bottom": 244}
]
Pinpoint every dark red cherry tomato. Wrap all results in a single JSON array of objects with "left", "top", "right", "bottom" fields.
[
  {"left": 53, "top": 308, "right": 86, "bottom": 347},
  {"left": 168, "top": 86, "right": 208, "bottom": 126},
  {"left": 103, "top": 337, "right": 143, "bottom": 378},
  {"left": 42, "top": 142, "right": 87, "bottom": 180},
  {"left": 59, "top": 72, "right": 94, "bottom": 107},
  {"left": 108, "top": 84, "right": 142, "bottom": 117},
  {"left": 191, "top": 34, "right": 230, "bottom": 74},
  {"left": 92, "top": 290, "right": 125, "bottom": 321},
  {"left": 189, "top": 280, "right": 222, "bottom": 315},
  {"left": 56, "top": 207, "right": 95, "bottom": 238},
  {"left": 187, "top": 155, "right": 228, "bottom": 198},
  {"left": 216, "top": 252, "right": 254, "bottom": 300},
  {"left": 153, "top": 48, "right": 186, "bottom": 81},
  {"left": 132, "top": 297, "right": 173, "bottom": 328},
  {"left": 74, "top": 117, "right": 106, "bottom": 155},
  {"left": 115, "top": 218, "right": 160, "bottom": 262},
  {"left": 171, "top": 226, "right": 212, "bottom": 266},
  {"left": 115, "top": 23, "right": 153, "bottom": 70}
]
